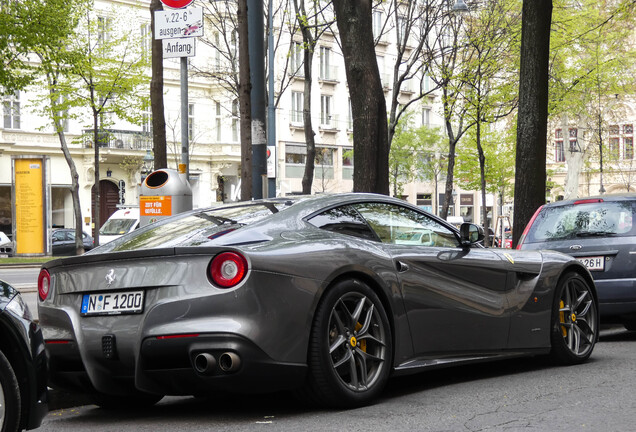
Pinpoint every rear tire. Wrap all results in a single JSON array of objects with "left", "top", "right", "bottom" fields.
[
  {"left": 0, "top": 350, "right": 21, "bottom": 432},
  {"left": 304, "top": 279, "right": 392, "bottom": 408},
  {"left": 549, "top": 272, "right": 598, "bottom": 365}
]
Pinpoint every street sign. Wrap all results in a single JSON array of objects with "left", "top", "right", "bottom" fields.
[
  {"left": 267, "top": 145, "right": 276, "bottom": 178},
  {"left": 118, "top": 180, "right": 125, "bottom": 204},
  {"left": 160, "top": 0, "right": 194, "bottom": 8},
  {"left": 162, "top": 38, "right": 196, "bottom": 58},
  {"left": 154, "top": 6, "right": 203, "bottom": 40}
]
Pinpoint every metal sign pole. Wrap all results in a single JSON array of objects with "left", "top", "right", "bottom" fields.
[
  {"left": 155, "top": 1, "right": 201, "bottom": 179},
  {"left": 181, "top": 56, "right": 189, "bottom": 178}
]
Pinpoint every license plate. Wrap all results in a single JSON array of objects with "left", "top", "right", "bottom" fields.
[
  {"left": 81, "top": 290, "right": 144, "bottom": 316},
  {"left": 576, "top": 256, "right": 605, "bottom": 271}
]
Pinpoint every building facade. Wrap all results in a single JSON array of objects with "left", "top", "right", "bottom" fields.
[{"left": 11, "top": 0, "right": 631, "bottom": 251}]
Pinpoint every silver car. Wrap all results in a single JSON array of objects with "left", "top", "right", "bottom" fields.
[{"left": 38, "top": 193, "right": 599, "bottom": 408}]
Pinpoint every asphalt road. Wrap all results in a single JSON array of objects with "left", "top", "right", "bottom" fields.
[
  {"left": 0, "top": 265, "right": 39, "bottom": 290},
  {"left": 5, "top": 265, "right": 635, "bottom": 431},
  {"left": 36, "top": 326, "right": 636, "bottom": 432}
]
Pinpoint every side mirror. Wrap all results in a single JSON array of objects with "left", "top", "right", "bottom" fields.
[{"left": 459, "top": 223, "right": 484, "bottom": 247}]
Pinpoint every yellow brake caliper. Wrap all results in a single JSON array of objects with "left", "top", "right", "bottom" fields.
[
  {"left": 355, "top": 322, "right": 367, "bottom": 352},
  {"left": 559, "top": 300, "right": 567, "bottom": 337}
]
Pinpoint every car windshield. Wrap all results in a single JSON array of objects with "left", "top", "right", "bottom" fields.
[
  {"left": 526, "top": 201, "right": 634, "bottom": 242},
  {"left": 107, "top": 203, "right": 286, "bottom": 251},
  {"left": 100, "top": 218, "right": 137, "bottom": 235}
]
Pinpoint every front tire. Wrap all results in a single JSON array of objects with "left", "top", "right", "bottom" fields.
[
  {"left": 0, "top": 350, "right": 21, "bottom": 432},
  {"left": 549, "top": 272, "right": 598, "bottom": 365},
  {"left": 305, "top": 279, "right": 392, "bottom": 408}
]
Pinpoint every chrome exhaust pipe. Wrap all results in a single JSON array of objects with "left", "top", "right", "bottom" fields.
[
  {"left": 194, "top": 353, "right": 217, "bottom": 375},
  {"left": 219, "top": 352, "right": 241, "bottom": 372}
]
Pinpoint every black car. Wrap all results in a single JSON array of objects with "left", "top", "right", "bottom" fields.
[
  {"left": 1, "top": 280, "right": 48, "bottom": 431},
  {"left": 518, "top": 194, "right": 636, "bottom": 329},
  {"left": 52, "top": 228, "right": 94, "bottom": 256}
]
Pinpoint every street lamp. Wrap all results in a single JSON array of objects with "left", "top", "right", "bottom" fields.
[{"left": 452, "top": 0, "right": 469, "bottom": 14}]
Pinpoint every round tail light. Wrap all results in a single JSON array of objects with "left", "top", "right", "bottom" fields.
[
  {"left": 209, "top": 252, "right": 248, "bottom": 288},
  {"left": 38, "top": 269, "right": 51, "bottom": 301}
]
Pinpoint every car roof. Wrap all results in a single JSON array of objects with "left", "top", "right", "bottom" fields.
[
  {"left": 543, "top": 193, "right": 636, "bottom": 208},
  {"left": 191, "top": 193, "right": 416, "bottom": 219}
]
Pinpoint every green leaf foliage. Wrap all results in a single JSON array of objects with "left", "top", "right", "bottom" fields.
[
  {"left": 455, "top": 123, "right": 516, "bottom": 196},
  {"left": 0, "top": 0, "right": 82, "bottom": 93},
  {"left": 390, "top": 112, "right": 445, "bottom": 196}
]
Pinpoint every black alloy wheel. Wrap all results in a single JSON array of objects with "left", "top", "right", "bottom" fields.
[
  {"left": 0, "top": 350, "right": 21, "bottom": 432},
  {"left": 305, "top": 279, "right": 392, "bottom": 408},
  {"left": 550, "top": 272, "right": 598, "bottom": 364}
]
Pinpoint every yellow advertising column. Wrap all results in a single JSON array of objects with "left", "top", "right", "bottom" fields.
[{"left": 13, "top": 157, "right": 48, "bottom": 255}]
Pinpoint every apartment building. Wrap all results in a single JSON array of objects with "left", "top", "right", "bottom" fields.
[{"left": 0, "top": 0, "right": 524, "bottom": 247}]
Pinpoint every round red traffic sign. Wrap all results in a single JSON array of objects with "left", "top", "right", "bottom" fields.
[{"left": 160, "top": 0, "right": 194, "bottom": 8}]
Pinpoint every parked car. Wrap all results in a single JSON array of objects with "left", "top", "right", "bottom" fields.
[
  {"left": 1, "top": 279, "right": 48, "bottom": 431},
  {"left": 517, "top": 194, "right": 636, "bottom": 330},
  {"left": 99, "top": 208, "right": 140, "bottom": 245},
  {"left": 51, "top": 228, "right": 94, "bottom": 256},
  {"left": 38, "top": 193, "right": 598, "bottom": 409},
  {"left": 0, "top": 232, "right": 12, "bottom": 257},
  {"left": 494, "top": 231, "right": 512, "bottom": 249}
]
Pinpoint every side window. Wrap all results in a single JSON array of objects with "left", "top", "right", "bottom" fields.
[
  {"left": 52, "top": 231, "right": 66, "bottom": 241},
  {"left": 307, "top": 205, "right": 378, "bottom": 241},
  {"left": 353, "top": 202, "right": 459, "bottom": 248}
]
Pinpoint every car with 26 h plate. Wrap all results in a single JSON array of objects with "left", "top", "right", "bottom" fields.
[
  {"left": 38, "top": 193, "right": 599, "bottom": 408},
  {"left": 518, "top": 194, "right": 636, "bottom": 330}
]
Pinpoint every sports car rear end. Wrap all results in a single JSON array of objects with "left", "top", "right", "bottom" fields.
[{"left": 39, "top": 200, "right": 320, "bottom": 398}]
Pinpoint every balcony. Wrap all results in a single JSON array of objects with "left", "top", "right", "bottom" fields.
[
  {"left": 374, "top": 32, "right": 390, "bottom": 46},
  {"left": 289, "top": 110, "right": 304, "bottom": 130},
  {"left": 83, "top": 129, "right": 152, "bottom": 150},
  {"left": 399, "top": 79, "right": 415, "bottom": 94},
  {"left": 381, "top": 73, "right": 392, "bottom": 91},
  {"left": 318, "top": 65, "right": 340, "bottom": 84},
  {"left": 319, "top": 114, "right": 339, "bottom": 133},
  {"left": 291, "top": 66, "right": 305, "bottom": 80}
]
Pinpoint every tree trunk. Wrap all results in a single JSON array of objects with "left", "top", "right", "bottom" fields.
[
  {"left": 44, "top": 71, "right": 85, "bottom": 255},
  {"left": 295, "top": 0, "right": 316, "bottom": 194},
  {"left": 476, "top": 119, "right": 490, "bottom": 246},
  {"left": 300, "top": 49, "right": 316, "bottom": 194},
  {"left": 439, "top": 95, "right": 459, "bottom": 220},
  {"left": 58, "top": 131, "right": 84, "bottom": 255},
  {"left": 333, "top": 0, "right": 389, "bottom": 194},
  {"left": 150, "top": 0, "right": 167, "bottom": 169},
  {"left": 513, "top": 0, "right": 552, "bottom": 247},
  {"left": 93, "top": 110, "right": 101, "bottom": 246},
  {"left": 562, "top": 113, "right": 584, "bottom": 199},
  {"left": 238, "top": 0, "right": 252, "bottom": 201},
  {"left": 49, "top": 89, "right": 84, "bottom": 255}
]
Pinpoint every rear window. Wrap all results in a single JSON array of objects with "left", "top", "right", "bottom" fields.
[
  {"left": 526, "top": 201, "right": 634, "bottom": 242},
  {"left": 105, "top": 203, "right": 285, "bottom": 251}
]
